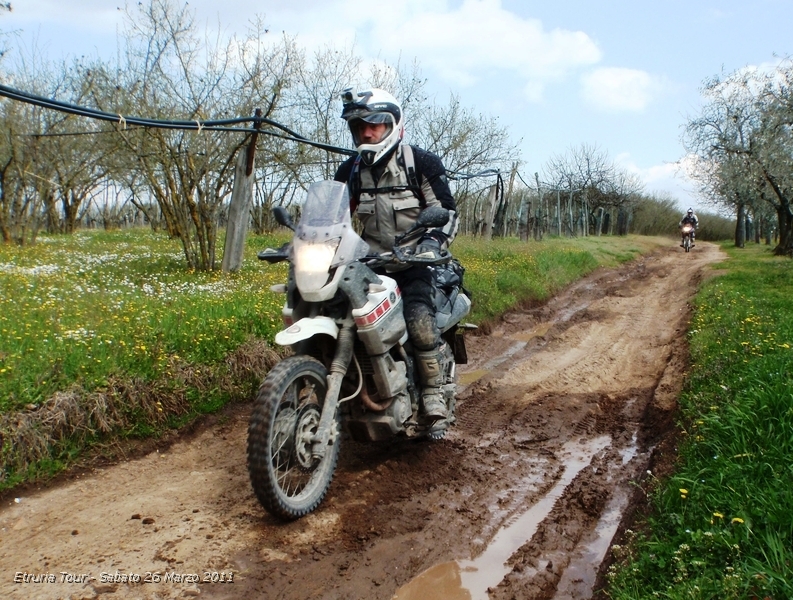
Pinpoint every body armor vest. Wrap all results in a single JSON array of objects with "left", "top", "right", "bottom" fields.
[{"left": 354, "top": 145, "right": 432, "bottom": 255}]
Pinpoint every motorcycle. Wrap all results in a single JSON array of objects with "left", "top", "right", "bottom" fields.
[
  {"left": 681, "top": 224, "right": 694, "bottom": 252},
  {"left": 247, "top": 180, "right": 473, "bottom": 520}
]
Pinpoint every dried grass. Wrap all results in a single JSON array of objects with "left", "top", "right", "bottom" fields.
[{"left": 0, "top": 338, "right": 285, "bottom": 483}]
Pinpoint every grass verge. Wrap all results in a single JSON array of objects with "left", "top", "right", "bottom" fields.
[
  {"left": 605, "top": 242, "right": 793, "bottom": 599},
  {"left": 0, "top": 229, "right": 667, "bottom": 489},
  {"left": 455, "top": 234, "right": 667, "bottom": 327}
]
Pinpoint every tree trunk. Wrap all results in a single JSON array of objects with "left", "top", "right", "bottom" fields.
[
  {"left": 772, "top": 204, "right": 793, "bottom": 256},
  {"left": 735, "top": 203, "right": 746, "bottom": 248},
  {"left": 616, "top": 208, "right": 629, "bottom": 236}
]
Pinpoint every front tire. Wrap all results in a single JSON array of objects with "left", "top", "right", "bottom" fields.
[{"left": 247, "top": 356, "right": 340, "bottom": 520}]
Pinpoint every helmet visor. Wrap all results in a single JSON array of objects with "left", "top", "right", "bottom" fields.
[
  {"left": 348, "top": 113, "right": 394, "bottom": 145},
  {"left": 359, "top": 112, "right": 392, "bottom": 124}
]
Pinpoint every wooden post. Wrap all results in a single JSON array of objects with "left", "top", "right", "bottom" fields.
[
  {"left": 506, "top": 162, "right": 518, "bottom": 236},
  {"left": 518, "top": 192, "right": 531, "bottom": 242},
  {"left": 556, "top": 189, "right": 561, "bottom": 237},
  {"left": 221, "top": 109, "right": 261, "bottom": 273},
  {"left": 596, "top": 206, "right": 604, "bottom": 236},
  {"left": 482, "top": 184, "right": 498, "bottom": 240},
  {"left": 534, "top": 172, "right": 543, "bottom": 241}
]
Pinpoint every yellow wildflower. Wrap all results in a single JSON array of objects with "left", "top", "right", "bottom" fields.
[
  {"left": 731, "top": 517, "right": 744, "bottom": 524},
  {"left": 713, "top": 512, "right": 723, "bottom": 519}
]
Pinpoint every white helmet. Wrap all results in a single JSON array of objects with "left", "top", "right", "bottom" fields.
[{"left": 340, "top": 87, "right": 404, "bottom": 166}]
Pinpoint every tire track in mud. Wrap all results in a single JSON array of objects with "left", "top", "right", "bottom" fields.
[{"left": 0, "top": 243, "right": 724, "bottom": 600}]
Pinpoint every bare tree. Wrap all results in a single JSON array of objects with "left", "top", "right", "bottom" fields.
[
  {"left": 541, "top": 143, "right": 641, "bottom": 237},
  {"left": 84, "top": 0, "right": 297, "bottom": 269},
  {"left": 1, "top": 1, "right": 526, "bottom": 251}
]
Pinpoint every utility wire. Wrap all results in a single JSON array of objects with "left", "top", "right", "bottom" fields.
[
  {"left": 447, "top": 167, "right": 500, "bottom": 181},
  {"left": 0, "top": 83, "right": 507, "bottom": 180},
  {"left": 0, "top": 83, "right": 355, "bottom": 156},
  {"left": 516, "top": 170, "right": 534, "bottom": 189}
]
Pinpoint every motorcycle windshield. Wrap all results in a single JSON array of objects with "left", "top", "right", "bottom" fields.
[{"left": 293, "top": 181, "right": 370, "bottom": 294}]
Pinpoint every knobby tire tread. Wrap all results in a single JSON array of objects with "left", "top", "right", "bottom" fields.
[{"left": 247, "top": 356, "right": 339, "bottom": 520}]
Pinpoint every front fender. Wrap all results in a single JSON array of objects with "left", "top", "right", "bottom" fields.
[{"left": 274, "top": 316, "right": 339, "bottom": 346}]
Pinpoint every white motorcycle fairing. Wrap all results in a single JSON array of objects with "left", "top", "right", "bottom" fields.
[{"left": 274, "top": 316, "right": 339, "bottom": 346}]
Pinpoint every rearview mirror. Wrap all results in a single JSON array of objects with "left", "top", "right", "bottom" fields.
[{"left": 272, "top": 206, "right": 295, "bottom": 231}]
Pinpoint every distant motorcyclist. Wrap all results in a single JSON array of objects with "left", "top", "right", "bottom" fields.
[
  {"left": 334, "top": 87, "right": 458, "bottom": 422},
  {"left": 679, "top": 208, "right": 699, "bottom": 247}
]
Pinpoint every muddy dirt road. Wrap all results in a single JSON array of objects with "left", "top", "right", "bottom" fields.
[{"left": 0, "top": 242, "right": 724, "bottom": 600}]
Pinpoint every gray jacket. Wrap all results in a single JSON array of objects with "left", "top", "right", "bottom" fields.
[{"left": 335, "top": 144, "right": 458, "bottom": 256}]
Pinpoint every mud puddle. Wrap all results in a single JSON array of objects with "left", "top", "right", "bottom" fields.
[{"left": 393, "top": 436, "right": 611, "bottom": 600}]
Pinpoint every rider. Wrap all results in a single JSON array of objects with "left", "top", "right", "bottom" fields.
[
  {"left": 334, "top": 88, "right": 458, "bottom": 422},
  {"left": 679, "top": 208, "right": 699, "bottom": 247}
]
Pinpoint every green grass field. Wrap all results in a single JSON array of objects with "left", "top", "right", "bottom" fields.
[
  {"left": 0, "top": 228, "right": 667, "bottom": 487},
  {"left": 606, "top": 243, "right": 793, "bottom": 599}
]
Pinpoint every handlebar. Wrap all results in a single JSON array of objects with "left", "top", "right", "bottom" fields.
[
  {"left": 363, "top": 245, "right": 451, "bottom": 269},
  {"left": 257, "top": 244, "right": 290, "bottom": 263}
]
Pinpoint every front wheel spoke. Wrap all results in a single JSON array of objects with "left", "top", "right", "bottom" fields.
[
  {"left": 278, "top": 467, "right": 295, "bottom": 493},
  {"left": 270, "top": 432, "right": 291, "bottom": 463},
  {"left": 272, "top": 450, "right": 287, "bottom": 473},
  {"left": 278, "top": 469, "right": 290, "bottom": 493}
]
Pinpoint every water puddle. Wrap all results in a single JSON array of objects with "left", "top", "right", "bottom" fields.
[
  {"left": 459, "top": 342, "right": 527, "bottom": 387},
  {"left": 482, "top": 341, "right": 527, "bottom": 370},
  {"left": 460, "top": 322, "right": 554, "bottom": 387},
  {"left": 459, "top": 369, "right": 489, "bottom": 386},
  {"left": 392, "top": 436, "right": 611, "bottom": 600},
  {"left": 553, "top": 488, "right": 630, "bottom": 599},
  {"left": 619, "top": 432, "right": 639, "bottom": 465},
  {"left": 555, "top": 300, "right": 591, "bottom": 323},
  {"left": 510, "top": 322, "right": 552, "bottom": 342}
]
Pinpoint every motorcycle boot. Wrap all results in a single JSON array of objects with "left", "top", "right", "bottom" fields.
[{"left": 415, "top": 348, "right": 447, "bottom": 421}]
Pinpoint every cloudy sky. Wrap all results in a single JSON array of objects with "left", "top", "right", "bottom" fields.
[{"left": 3, "top": 0, "right": 793, "bottom": 211}]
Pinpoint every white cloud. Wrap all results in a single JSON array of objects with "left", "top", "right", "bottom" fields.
[
  {"left": 616, "top": 153, "right": 699, "bottom": 210},
  {"left": 12, "top": 1, "right": 602, "bottom": 104},
  {"left": 581, "top": 67, "right": 660, "bottom": 112},
  {"left": 363, "top": 0, "right": 602, "bottom": 99},
  {"left": 242, "top": 0, "right": 602, "bottom": 101}
]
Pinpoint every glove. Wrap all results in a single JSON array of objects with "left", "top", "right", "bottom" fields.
[{"left": 415, "top": 236, "right": 442, "bottom": 259}]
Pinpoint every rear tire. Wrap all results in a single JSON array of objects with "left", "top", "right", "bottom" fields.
[{"left": 247, "top": 356, "right": 340, "bottom": 520}]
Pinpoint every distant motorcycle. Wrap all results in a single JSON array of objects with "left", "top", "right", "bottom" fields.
[
  {"left": 681, "top": 224, "right": 694, "bottom": 252},
  {"left": 247, "top": 180, "right": 473, "bottom": 520}
]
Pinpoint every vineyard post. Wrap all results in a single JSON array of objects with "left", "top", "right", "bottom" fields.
[{"left": 221, "top": 108, "right": 262, "bottom": 273}]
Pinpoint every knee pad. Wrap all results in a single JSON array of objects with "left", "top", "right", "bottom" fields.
[{"left": 405, "top": 309, "right": 440, "bottom": 350}]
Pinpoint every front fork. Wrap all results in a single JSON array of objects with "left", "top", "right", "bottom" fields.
[{"left": 311, "top": 318, "right": 355, "bottom": 459}]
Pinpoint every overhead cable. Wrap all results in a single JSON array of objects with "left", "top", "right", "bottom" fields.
[
  {"left": 0, "top": 83, "right": 355, "bottom": 156},
  {"left": 447, "top": 167, "right": 501, "bottom": 181}
]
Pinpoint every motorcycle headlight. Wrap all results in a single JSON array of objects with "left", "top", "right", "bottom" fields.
[{"left": 293, "top": 237, "right": 341, "bottom": 292}]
